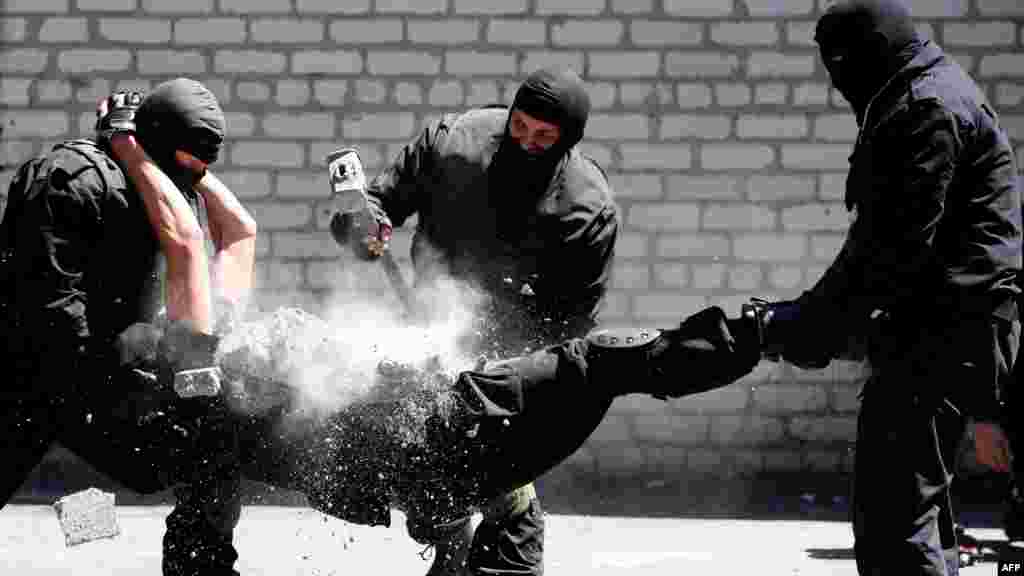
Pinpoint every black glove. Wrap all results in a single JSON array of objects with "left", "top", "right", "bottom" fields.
[
  {"left": 115, "top": 322, "right": 164, "bottom": 385},
  {"left": 160, "top": 320, "right": 223, "bottom": 398},
  {"left": 326, "top": 148, "right": 393, "bottom": 260},
  {"left": 95, "top": 89, "right": 144, "bottom": 149},
  {"left": 329, "top": 207, "right": 393, "bottom": 261},
  {"left": 741, "top": 298, "right": 832, "bottom": 370},
  {"left": 656, "top": 305, "right": 761, "bottom": 393}
]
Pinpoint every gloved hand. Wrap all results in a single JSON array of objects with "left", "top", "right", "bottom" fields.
[
  {"left": 115, "top": 322, "right": 163, "bottom": 386},
  {"left": 326, "top": 148, "right": 393, "bottom": 260},
  {"left": 95, "top": 89, "right": 144, "bottom": 149},
  {"left": 160, "top": 320, "right": 223, "bottom": 398},
  {"left": 740, "top": 298, "right": 832, "bottom": 370},
  {"left": 654, "top": 305, "right": 761, "bottom": 394},
  {"left": 329, "top": 209, "right": 393, "bottom": 260}
]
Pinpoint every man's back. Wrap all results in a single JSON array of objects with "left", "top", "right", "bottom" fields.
[
  {"left": 1, "top": 139, "right": 163, "bottom": 354},
  {"left": 844, "top": 40, "right": 1020, "bottom": 316}
]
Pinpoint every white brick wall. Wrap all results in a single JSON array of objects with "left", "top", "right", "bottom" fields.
[{"left": 2, "top": 1, "right": 1019, "bottom": 481}]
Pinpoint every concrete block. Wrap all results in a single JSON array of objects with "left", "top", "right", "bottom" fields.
[
  {"left": 588, "top": 51, "right": 661, "bottom": 78},
  {"left": 53, "top": 488, "right": 119, "bottom": 547},
  {"left": 330, "top": 19, "right": 402, "bottom": 44},
  {"left": 536, "top": 0, "right": 606, "bottom": 15},
  {"left": 660, "top": 114, "right": 731, "bottom": 140},
  {"left": 409, "top": 20, "right": 480, "bottom": 45},
  {"left": 552, "top": 19, "right": 623, "bottom": 46},
  {"left": 666, "top": 52, "right": 740, "bottom": 78},
  {"left": 630, "top": 21, "right": 702, "bottom": 46},
  {"left": 710, "top": 22, "right": 779, "bottom": 46},
  {"left": 486, "top": 19, "right": 546, "bottom": 45},
  {"left": 141, "top": 0, "right": 212, "bottom": 11},
  {"left": 40, "top": 17, "right": 89, "bottom": 43},
  {"left": 251, "top": 18, "right": 325, "bottom": 43},
  {"left": 667, "top": 175, "right": 743, "bottom": 200},
  {"left": 663, "top": 0, "right": 732, "bottom": 17},
  {"left": 656, "top": 233, "right": 730, "bottom": 259}
]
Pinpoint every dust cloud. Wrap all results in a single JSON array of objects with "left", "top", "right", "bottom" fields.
[{"left": 216, "top": 260, "right": 487, "bottom": 432}]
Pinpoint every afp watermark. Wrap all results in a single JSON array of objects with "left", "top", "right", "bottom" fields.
[{"left": 998, "top": 546, "right": 1024, "bottom": 574}]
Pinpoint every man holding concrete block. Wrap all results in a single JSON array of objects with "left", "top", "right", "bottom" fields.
[{"left": 0, "top": 78, "right": 258, "bottom": 576}]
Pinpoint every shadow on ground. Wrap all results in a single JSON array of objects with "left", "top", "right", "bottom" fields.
[
  {"left": 12, "top": 447, "right": 1015, "bottom": 529},
  {"left": 805, "top": 547, "right": 856, "bottom": 560}
]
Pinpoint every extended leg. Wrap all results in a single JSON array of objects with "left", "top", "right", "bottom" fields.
[{"left": 225, "top": 306, "right": 759, "bottom": 536}]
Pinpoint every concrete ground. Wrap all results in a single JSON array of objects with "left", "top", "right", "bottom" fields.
[{"left": 0, "top": 503, "right": 1016, "bottom": 576}]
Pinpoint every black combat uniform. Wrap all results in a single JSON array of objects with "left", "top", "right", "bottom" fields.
[
  {"left": 221, "top": 305, "right": 758, "bottom": 546},
  {"left": 754, "top": 3, "right": 1022, "bottom": 575},
  {"left": 360, "top": 67, "right": 618, "bottom": 574},
  {"left": 0, "top": 78, "right": 243, "bottom": 576}
]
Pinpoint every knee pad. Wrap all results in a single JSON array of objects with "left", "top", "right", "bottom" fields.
[{"left": 482, "top": 484, "right": 536, "bottom": 520}]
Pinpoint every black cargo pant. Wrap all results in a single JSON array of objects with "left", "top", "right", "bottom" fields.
[
  {"left": 234, "top": 340, "right": 613, "bottom": 543},
  {"left": 853, "top": 312, "right": 1018, "bottom": 576},
  {"left": 1002, "top": 332, "right": 1024, "bottom": 539},
  {"left": 0, "top": 350, "right": 242, "bottom": 576}
]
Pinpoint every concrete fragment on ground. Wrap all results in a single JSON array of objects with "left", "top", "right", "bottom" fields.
[{"left": 53, "top": 488, "right": 120, "bottom": 547}]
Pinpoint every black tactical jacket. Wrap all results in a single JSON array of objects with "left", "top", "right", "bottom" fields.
[
  {"left": 0, "top": 140, "right": 198, "bottom": 363},
  {"left": 795, "top": 41, "right": 1022, "bottom": 415},
  {"left": 366, "top": 108, "right": 619, "bottom": 355}
]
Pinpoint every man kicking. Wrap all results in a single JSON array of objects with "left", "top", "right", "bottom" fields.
[{"left": 193, "top": 300, "right": 763, "bottom": 548}]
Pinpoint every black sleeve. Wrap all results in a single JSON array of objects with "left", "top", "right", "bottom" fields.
[
  {"left": 530, "top": 201, "right": 619, "bottom": 342},
  {"left": 365, "top": 120, "right": 443, "bottom": 229},
  {"left": 11, "top": 159, "right": 106, "bottom": 353},
  {"left": 790, "top": 100, "right": 960, "bottom": 351}
]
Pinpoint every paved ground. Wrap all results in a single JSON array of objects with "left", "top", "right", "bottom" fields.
[{"left": 0, "top": 504, "right": 1015, "bottom": 575}]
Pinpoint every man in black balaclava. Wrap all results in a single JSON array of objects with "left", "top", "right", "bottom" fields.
[
  {"left": 488, "top": 67, "right": 592, "bottom": 231},
  {"left": 1, "top": 77, "right": 257, "bottom": 576},
  {"left": 328, "top": 66, "right": 619, "bottom": 576},
  {"left": 8, "top": 77, "right": 256, "bottom": 576},
  {"left": 729, "top": 1, "right": 1022, "bottom": 575},
  {"left": 135, "top": 78, "right": 225, "bottom": 195},
  {"left": 127, "top": 78, "right": 260, "bottom": 576},
  {"left": 813, "top": 0, "right": 920, "bottom": 123}
]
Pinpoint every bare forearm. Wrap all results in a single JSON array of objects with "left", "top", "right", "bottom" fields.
[
  {"left": 110, "top": 134, "right": 212, "bottom": 332},
  {"left": 197, "top": 170, "right": 258, "bottom": 307}
]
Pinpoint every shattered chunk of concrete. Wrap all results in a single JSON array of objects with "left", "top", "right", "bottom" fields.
[{"left": 53, "top": 488, "right": 120, "bottom": 547}]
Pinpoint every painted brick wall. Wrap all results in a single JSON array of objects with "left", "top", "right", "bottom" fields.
[{"left": 2, "top": 0, "right": 1023, "bottom": 484}]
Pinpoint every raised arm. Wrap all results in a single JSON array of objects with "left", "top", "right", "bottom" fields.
[
  {"left": 195, "top": 170, "right": 258, "bottom": 319},
  {"left": 109, "top": 134, "right": 213, "bottom": 334}
]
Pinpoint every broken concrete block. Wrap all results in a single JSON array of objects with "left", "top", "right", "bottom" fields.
[{"left": 53, "top": 488, "right": 120, "bottom": 547}]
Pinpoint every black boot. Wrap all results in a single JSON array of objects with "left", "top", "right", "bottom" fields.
[
  {"left": 162, "top": 479, "right": 241, "bottom": 576},
  {"left": 1005, "top": 488, "right": 1024, "bottom": 541},
  {"left": 585, "top": 306, "right": 760, "bottom": 400},
  {"left": 467, "top": 497, "right": 545, "bottom": 576}
]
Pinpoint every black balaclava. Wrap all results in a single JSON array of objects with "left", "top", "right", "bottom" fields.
[
  {"left": 814, "top": 0, "right": 921, "bottom": 122},
  {"left": 134, "top": 78, "right": 225, "bottom": 195},
  {"left": 492, "top": 66, "right": 591, "bottom": 193}
]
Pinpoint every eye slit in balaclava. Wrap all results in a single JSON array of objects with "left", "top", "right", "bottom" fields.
[
  {"left": 134, "top": 78, "right": 225, "bottom": 194},
  {"left": 489, "top": 67, "right": 591, "bottom": 240},
  {"left": 510, "top": 66, "right": 590, "bottom": 154},
  {"left": 814, "top": 0, "right": 920, "bottom": 118},
  {"left": 496, "top": 66, "right": 590, "bottom": 173}
]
